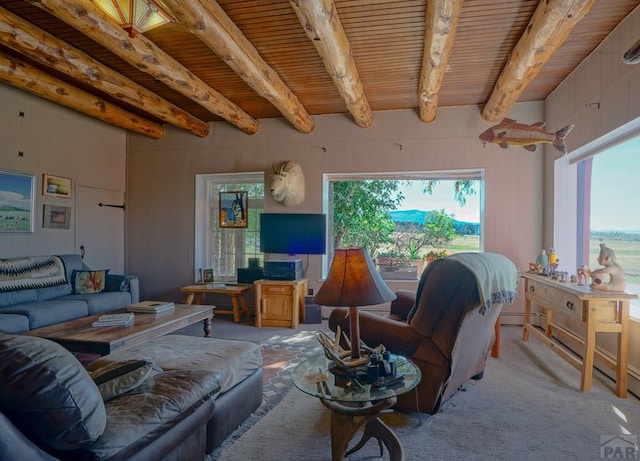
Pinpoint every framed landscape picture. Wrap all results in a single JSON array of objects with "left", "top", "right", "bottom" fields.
[
  {"left": 43, "top": 174, "right": 72, "bottom": 198},
  {"left": 0, "top": 170, "right": 35, "bottom": 233},
  {"left": 219, "top": 191, "right": 248, "bottom": 228},
  {"left": 43, "top": 204, "right": 71, "bottom": 229}
]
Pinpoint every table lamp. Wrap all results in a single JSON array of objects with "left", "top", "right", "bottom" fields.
[{"left": 313, "top": 247, "right": 396, "bottom": 359}]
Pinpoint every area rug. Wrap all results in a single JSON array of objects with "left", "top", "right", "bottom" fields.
[
  {"left": 209, "top": 329, "right": 322, "bottom": 459},
  {"left": 260, "top": 331, "right": 321, "bottom": 406},
  {"left": 214, "top": 326, "right": 640, "bottom": 461}
]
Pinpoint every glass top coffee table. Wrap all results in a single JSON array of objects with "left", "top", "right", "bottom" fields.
[{"left": 293, "top": 352, "right": 421, "bottom": 461}]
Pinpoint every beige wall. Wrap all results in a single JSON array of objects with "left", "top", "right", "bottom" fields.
[
  {"left": 544, "top": 3, "right": 640, "bottom": 255},
  {"left": 544, "top": 5, "right": 640, "bottom": 396},
  {"left": 0, "top": 82, "right": 127, "bottom": 260},
  {"left": 127, "top": 102, "right": 544, "bottom": 318}
]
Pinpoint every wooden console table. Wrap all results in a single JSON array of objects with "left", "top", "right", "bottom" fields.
[
  {"left": 181, "top": 284, "right": 250, "bottom": 323},
  {"left": 521, "top": 272, "right": 637, "bottom": 397}
]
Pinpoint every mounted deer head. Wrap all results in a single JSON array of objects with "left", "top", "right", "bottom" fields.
[{"left": 270, "top": 161, "right": 305, "bottom": 207}]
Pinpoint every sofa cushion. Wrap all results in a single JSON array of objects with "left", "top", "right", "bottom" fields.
[
  {"left": 0, "top": 411, "right": 59, "bottom": 461},
  {"left": 0, "top": 313, "right": 30, "bottom": 333},
  {"left": 0, "top": 289, "right": 37, "bottom": 308},
  {"left": 0, "top": 333, "right": 106, "bottom": 451},
  {"left": 87, "top": 335, "right": 262, "bottom": 395},
  {"left": 105, "top": 274, "right": 131, "bottom": 293},
  {"left": 36, "top": 283, "right": 72, "bottom": 301},
  {"left": 86, "top": 370, "right": 220, "bottom": 461},
  {"left": 59, "top": 291, "right": 132, "bottom": 315},
  {"left": 0, "top": 299, "right": 89, "bottom": 329},
  {"left": 72, "top": 270, "right": 109, "bottom": 294},
  {"left": 57, "top": 254, "right": 87, "bottom": 280},
  {"left": 89, "top": 359, "right": 163, "bottom": 402}
]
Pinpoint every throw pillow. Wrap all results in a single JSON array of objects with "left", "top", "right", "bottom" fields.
[
  {"left": 0, "top": 333, "right": 106, "bottom": 451},
  {"left": 104, "top": 274, "right": 130, "bottom": 293},
  {"left": 72, "top": 269, "right": 109, "bottom": 294},
  {"left": 89, "top": 359, "right": 162, "bottom": 402}
]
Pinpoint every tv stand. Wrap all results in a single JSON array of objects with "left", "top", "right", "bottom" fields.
[{"left": 254, "top": 279, "right": 307, "bottom": 328}]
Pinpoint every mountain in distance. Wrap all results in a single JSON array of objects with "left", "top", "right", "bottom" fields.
[{"left": 389, "top": 209, "right": 480, "bottom": 236}]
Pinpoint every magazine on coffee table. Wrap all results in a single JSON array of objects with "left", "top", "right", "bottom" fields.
[
  {"left": 92, "top": 312, "right": 134, "bottom": 327},
  {"left": 126, "top": 301, "right": 175, "bottom": 314}
]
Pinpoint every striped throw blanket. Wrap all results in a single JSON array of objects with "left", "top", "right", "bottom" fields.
[{"left": 0, "top": 256, "right": 67, "bottom": 293}]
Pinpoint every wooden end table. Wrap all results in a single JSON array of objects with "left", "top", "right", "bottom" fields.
[
  {"left": 181, "top": 284, "right": 250, "bottom": 323},
  {"left": 293, "top": 353, "right": 421, "bottom": 461},
  {"left": 25, "top": 304, "right": 214, "bottom": 355}
]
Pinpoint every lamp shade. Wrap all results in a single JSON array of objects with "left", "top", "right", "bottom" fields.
[
  {"left": 314, "top": 248, "right": 396, "bottom": 307},
  {"left": 93, "top": 0, "right": 172, "bottom": 37}
]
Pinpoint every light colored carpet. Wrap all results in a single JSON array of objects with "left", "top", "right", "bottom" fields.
[{"left": 214, "top": 326, "right": 640, "bottom": 461}]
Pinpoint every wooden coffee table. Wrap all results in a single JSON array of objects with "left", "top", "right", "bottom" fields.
[{"left": 25, "top": 304, "right": 214, "bottom": 355}]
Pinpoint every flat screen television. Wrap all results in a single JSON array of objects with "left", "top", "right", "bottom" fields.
[{"left": 260, "top": 213, "right": 327, "bottom": 255}]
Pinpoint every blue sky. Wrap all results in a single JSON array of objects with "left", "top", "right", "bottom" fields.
[
  {"left": 394, "top": 132, "right": 640, "bottom": 232},
  {"left": 0, "top": 172, "right": 33, "bottom": 210},
  {"left": 591, "top": 136, "right": 640, "bottom": 232}
]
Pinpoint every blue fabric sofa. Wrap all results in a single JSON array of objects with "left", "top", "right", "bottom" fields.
[{"left": 0, "top": 254, "right": 139, "bottom": 333}]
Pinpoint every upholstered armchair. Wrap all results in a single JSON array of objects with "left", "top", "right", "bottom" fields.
[{"left": 329, "top": 252, "right": 518, "bottom": 414}]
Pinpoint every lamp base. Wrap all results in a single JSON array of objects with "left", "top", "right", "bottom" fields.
[{"left": 349, "top": 305, "right": 361, "bottom": 359}]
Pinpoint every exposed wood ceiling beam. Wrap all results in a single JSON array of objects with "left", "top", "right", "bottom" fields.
[
  {"left": 161, "top": 0, "right": 315, "bottom": 134},
  {"left": 418, "top": 0, "right": 463, "bottom": 124},
  {"left": 0, "top": 6, "right": 209, "bottom": 138},
  {"left": 482, "top": 0, "right": 595, "bottom": 121},
  {"left": 0, "top": 51, "right": 164, "bottom": 139},
  {"left": 290, "top": 0, "right": 373, "bottom": 128},
  {"left": 30, "top": 0, "right": 259, "bottom": 135}
]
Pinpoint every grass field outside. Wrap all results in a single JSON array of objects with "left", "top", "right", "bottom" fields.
[{"left": 0, "top": 208, "right": 31, "bottom": 232}]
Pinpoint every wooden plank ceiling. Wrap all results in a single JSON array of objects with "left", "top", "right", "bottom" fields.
[{"left": 0, "top": 0, "right": 638, "bottom": 138}]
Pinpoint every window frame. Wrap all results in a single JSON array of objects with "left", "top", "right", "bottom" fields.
[
  {"left": 321, "top": 169, "right": 485, "bottom": 278},
  {"left": 194, "top": 172, "right": 264, "bottom": 283},
  {"left": 555, "top": 121, "right": 640, "bottom": 319},
  {"left": 574, "top": 139, "right": 640, "bottom": 318}
]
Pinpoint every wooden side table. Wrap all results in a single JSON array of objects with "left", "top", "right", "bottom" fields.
[
  {"left": 181, "top": 284, "right": 250, "bottom": 323},
  {"left": 254, "top": 279, "right": 307, "bottom": 328},
  {"left": 521, "top": 272, "right": 637, "bottom": 397},
  {"left": 293, "top": 353, "right": 421, "bottom": 461}
]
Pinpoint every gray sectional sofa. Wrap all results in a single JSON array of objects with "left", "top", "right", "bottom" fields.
[
  {"left": 0, "top": 332, "right": 220, "bottom": 461},
  {"left": 0, "top": 254, "right": 264, "bottom": 460},
  {"left": 0, "top": 332, "right": 263, "bottom": 460},
  {"left": 0, "top": 254, "right": 138, "bottom": 333}
]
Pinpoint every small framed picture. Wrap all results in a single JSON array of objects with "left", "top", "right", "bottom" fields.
[
  {"left": 43, "top": 174, "right": 72, "bottom": 198},
  {"left": 219, "top": 191, "right": 248, "bottom": 228},
  {"left": 43, "top": 205, "right": 71, "bottom": 229},
  {"left": 201, "top": 268, "right": 214, "bottom": 283}
]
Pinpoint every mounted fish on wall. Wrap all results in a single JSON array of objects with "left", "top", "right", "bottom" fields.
[
  {"left": 478, "top": 118, "right": 575, "bottom": 154},
  {"left": 623, "top": 37, "right": 640, "bottom": 64}
]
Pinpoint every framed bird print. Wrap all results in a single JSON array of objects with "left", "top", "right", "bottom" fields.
[{"left": 219, "top": 191, "right": 248, "bottom": 228}]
